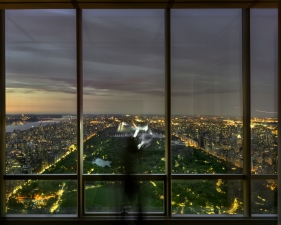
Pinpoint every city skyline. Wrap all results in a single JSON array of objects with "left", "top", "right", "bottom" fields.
[
  {"left": 5, "top": 114, "right": 277, "bottom": 214},
  {"left": 5, "top": 9, "right": 278, "bottom": 117}
]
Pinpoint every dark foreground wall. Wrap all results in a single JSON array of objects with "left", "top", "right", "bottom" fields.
[{"left": 0, "top": 218, "right": 278, "bottom": 225}]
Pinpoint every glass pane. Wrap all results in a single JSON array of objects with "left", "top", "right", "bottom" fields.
[
  {"left": 83, "top": 10, "right": 165, "bottom": 174},
  {"left": 172, "top": 180, "right": 243, "bottom": 215},
  {"left": 6, "top": 180, "right": 77, "bottom": 214},
  {"left": 85, "top": 180, "right": 164, "bottom": 213},
  {"left": 252, "top": 179, "right": 277, "bottom": 214},
  {"left": 250, "top": 9, "right": 278, "bottom": 174},
  {"left": 5, "top": 10, "right": 77, "bottom": 174},
  {"left": 171, "top": 9, "right": 242, "bottom": 174}
]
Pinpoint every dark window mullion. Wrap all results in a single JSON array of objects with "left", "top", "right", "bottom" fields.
[
  {"left": 277, "top": 1, "right": 281, "bottom": 224},
  {"left": 82, "top": 174, "right": 166, "bottom": 181},
  {"left": 165, "top": 8, "right": 172, "bottom": 218},
  {"left": 76, "top": 8, "right": 83, "bottom": 217},
  {"left": 0, "top": 9, "right": 5, "bottom": 218},
  {"left": 242, "top": 8, "right": 251, "bottom": 217},
  {"left": 172, "top": 174, "right": 245, "bottom": 180},
  {"left": 3, "top": 174, "right": 77, "bottom": 180}
]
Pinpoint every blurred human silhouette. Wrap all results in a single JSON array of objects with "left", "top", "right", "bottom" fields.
[{"left": 117, "top": 136, "right": 143, "bottom": 225}]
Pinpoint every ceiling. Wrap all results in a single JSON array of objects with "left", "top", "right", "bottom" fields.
[{"left": 0, "top": 0, "right": 278, "bottom": 9}]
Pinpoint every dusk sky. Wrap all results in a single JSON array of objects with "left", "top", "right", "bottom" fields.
[{"left": 5, "top": 9, "right": 278, "bottom": 117}]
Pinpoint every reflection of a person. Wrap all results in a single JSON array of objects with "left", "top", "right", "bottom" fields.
[
  {"left": 124, "top": 137, "right": 138, "bottom": 204},
  {"left": 124, "top": 137, "right": 138, "bottom": 174},
  {"left": 120, "top": 137, "right": 143, "bottom": 223}
]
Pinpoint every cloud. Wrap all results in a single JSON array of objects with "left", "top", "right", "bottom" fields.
[
  {"left": 172, "top": 87, "right": 239, "bottom": 97},
  {"left": 4, "top": 9, "right": 277, "bottom": 116},
  {"left": 255, "top": 110, "right": 277, "bottom": 114}
]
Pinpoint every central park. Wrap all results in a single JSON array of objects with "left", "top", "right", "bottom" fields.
[{"left": 6, "top": 123, "right": 276, "bottom": 215}]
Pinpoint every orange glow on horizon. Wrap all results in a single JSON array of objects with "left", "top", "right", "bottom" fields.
[{"left": 6, "top": 89, "right": 76, "bottom": 114}]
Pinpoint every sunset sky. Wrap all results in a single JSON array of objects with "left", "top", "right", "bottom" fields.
[{"left": 5, "top": 9, "right": 278, "bottom": 117}]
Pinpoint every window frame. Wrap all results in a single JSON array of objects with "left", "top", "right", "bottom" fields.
[{"left": 0, "top": 3, "right": 279, "bottom": 224}]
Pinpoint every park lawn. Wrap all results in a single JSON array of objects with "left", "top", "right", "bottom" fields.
[{"left": 85, "top": 184, "right": 163, "bottom": 212}]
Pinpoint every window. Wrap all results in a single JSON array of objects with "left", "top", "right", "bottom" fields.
[
  {"left": 0, "top": 5, "right": 279, "bottom": 224},
  {"left": 250, "top": 9, "right": 278, "bottom": 214},
  {"left": 171, "top": 9, "right": 243, "bottom": 214}
]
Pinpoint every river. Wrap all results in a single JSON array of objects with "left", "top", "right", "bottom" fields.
[{"left": 6, "top": 121, "right": 59, "bottom": 133}]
